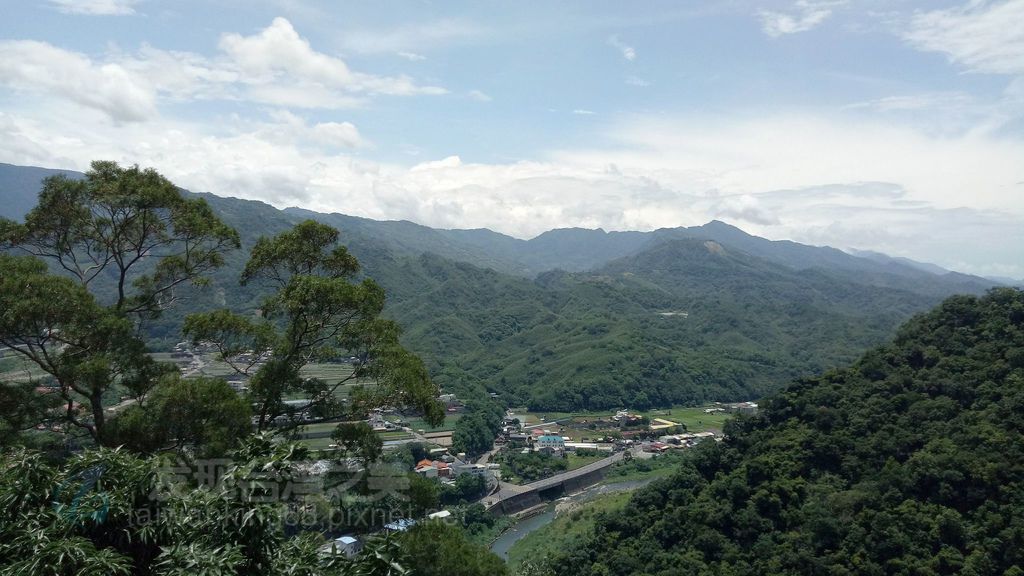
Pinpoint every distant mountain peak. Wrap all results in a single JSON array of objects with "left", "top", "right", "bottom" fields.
[
  {"left": 699, "top": 219, "right": 750, "bottom": 234},
  {"left": 0, "top": 162, "right": 997, "bottom": 297}
]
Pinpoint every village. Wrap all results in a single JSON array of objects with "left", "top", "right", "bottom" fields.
[
  {"left": 5, "top": 341, "right": 760, "bottom": 559},
  {"left": 315, "top": 397, "right": 759, "bottom": 558}
]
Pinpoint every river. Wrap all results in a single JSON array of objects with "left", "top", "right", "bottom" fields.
[{"left": 488, "top": 478, "right": 655, "bottom": 560}]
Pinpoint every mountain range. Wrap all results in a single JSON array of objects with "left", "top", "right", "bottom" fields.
[{"left": 0, "top": 162, "right": 1004, "bottom": 410}]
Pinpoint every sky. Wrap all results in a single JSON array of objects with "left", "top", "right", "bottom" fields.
[{"left": 0, "top": 0, "right": 1022, "bottom": 278}]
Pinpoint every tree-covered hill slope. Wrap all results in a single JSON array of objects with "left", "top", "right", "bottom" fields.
[
  {"left": 410, "top": 239, "right": 942, "bottom": 410},
  {"left": 546, "top": 287, "right": 1024, "bottom": 575}
]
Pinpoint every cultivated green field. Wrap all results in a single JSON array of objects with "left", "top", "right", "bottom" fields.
[
  {"left": 294, "top": 421, "right": 415, "bottom": 451},
  {"left": 510, "top": 404, "right": 734, "bottom": 440},
  {"left": 566, "top": 452, "right": 605, "bottom": 471},
  {"left": 392, "top": 413, "right": 462, "bottom": 433},
  {"left": 643, "top": 406, "right": 731, "bottom": 432},
  {"left": 147, "top": 354, "right": 368, "bottom": 400},
  {"left": 0, "top": 353, "right": 49, "bottom": 383}
]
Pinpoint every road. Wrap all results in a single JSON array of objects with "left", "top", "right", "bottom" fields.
[
  {"left": 475, "top": 443, "right": 503, "bottom": 465},
  {"left": 104, "top": 397, "right": 138, "bottom": 414}
]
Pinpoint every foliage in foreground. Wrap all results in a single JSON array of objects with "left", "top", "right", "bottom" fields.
[
  {"left": 0, "top": 437, "right": 502, "bottom": 576},
  {"left": 544, "top": 288, "right": 1024, "bottom": 575},
  {"left": 183, "top": 219, "right": 444, "bottom": 433},
  {"left": 0, "top": 161, "right": 239, "bottom": 442}
]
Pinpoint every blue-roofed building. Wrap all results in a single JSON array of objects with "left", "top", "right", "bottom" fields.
[{"left": 536, "top": 434, "right": 565, "bottom": 450}]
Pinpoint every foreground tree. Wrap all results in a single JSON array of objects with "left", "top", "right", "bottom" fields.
[
  {"left": 398, "top": 521, "right": 508, "bottom": 576},
  {"left": 0, "top": 378, "right": 60, "bottom": 447},
  {"left": 105, "top": 375, "right": 252, "bottom": 458},
  {"left": 0, "top": 162, "right": 239, "bottom": 442},
  {"left": 183, "top": 220, "right": 444, "bottom": 432},
  {"left": 0, "top": 440, "right": 416, "bottom": 576}
]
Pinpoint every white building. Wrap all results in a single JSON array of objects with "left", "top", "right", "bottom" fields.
[{"left": 333, "top": 536, "right": 361, "bottom": 558}]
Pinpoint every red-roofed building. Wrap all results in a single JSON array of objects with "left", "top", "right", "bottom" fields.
[{"left": 414, "top": 459, "right": 453, "bottom": 479}]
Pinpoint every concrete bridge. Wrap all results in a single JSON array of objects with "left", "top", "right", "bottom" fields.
[{"left": 482, "top": 451, "right": 625, "bottom": 515}]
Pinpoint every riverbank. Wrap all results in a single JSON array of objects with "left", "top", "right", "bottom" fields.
[
  {"left": 488, "top": 477, "right": 657, "bottom": 562},
  {"left": 486, "top": 448, "right": 690, "bottom": 564},
  {"left": 503, "top": 487, "right": 637, "bottom": 568}
]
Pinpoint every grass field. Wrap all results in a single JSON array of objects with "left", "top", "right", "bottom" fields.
[
  {"left": 302, "top": 436, "right": 339, "bottom": 451},
  {"left": 0, "top": 353, "right": 49, "bottom": 383},
  {"left": 298, "top": 363, "right": 358, "bottom": 385},
  {"left": 146, "top": 354, "right": 369, "bottom": 402},
  {"left": 643, "top": 406, "right": 731, "bottom": 432},
  {"left": 389, "top": 413, "right": 461, "bottom": 433},
  {"left": 510, "top": 404, "right": 733, "bottom": 438},
  {"left": 602, "top": 451, "right": 689, "bottom": 483},
  {"left": 297, "top": 422, "right": 339, "bottom": 436},
  {"left": 566, "top": 453, "right": 606, "bottom": 471},
  {"left": 294, "top": 421, "right": 415, "bottom": 451}
]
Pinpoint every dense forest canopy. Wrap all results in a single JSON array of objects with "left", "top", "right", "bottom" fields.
[{"left": 542, "top": 288, "right": 1024, "bottom": 575}]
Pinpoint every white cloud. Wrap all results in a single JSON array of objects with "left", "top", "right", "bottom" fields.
[
  {"left": 714, "top": 194, "right": 781, "bottom": 226},
  {"left": 219, "top": 18, "right": 446, "bottom": 97},
  {"left": 903, "top": 0, "right": 1024, "bottom": 75},
  {"left": 397, "top": 51, "right": 427, "bottom": 61},
  {"left": 572, "top": 109, "right": 596, "bottom": 115},
  {"left": 1, "top": 63, "right": 1022, "bottom": 276},
  {"left": 0, "top": 18, "right": 445, "bottom": 121},
  {"left": 261, "top": 110, "right": 366, "bottom": 149},
  {"left": 846, "top": 92, "right": 976, "bottom": 112},
  {"left": 840, "top": 91, "right": 1006, "bottom": 136},
  {"left": 410, "top": 155, "right": 463, "bottom": 172},
  {"left": 468, "top": 90, "right": 492, "bottom": 102},
  {"left": 0, "top": 40, "right": 156, "bottom": 122},
  {"left": 49, "top": 0, "right": 138, "bottom": 15},
  {"left": 625, "top": 76, "right": 651, "bottom": 87},
  {"left": 608, "top": 35, "right": 636, "bottom": 61},
  {"left": 760, "top": 1, "right": 843, "bottom": 37},
  {"left": 730, "top": 185, "right": 1024, "bottom": 278},
  {"left": 2, "top": 105, "right": 1022, "bottom": 276},
  {"left": 553, "top": 113, "right": 1024, "bottom": 217}
]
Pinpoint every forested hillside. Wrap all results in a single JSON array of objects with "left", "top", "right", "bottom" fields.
[
  {"left": 0, "top": 163, "right": 999, "bottom": 410},
  {"left": 543, "top": 288, "right": 1024, "bottom": 575},
  {"left": 399, "top": 239, "right": 938, "bottom": 410}
]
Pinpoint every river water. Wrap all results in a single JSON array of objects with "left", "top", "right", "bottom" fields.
[{"left": 488, "top": 478, "right": 654, "bottom": 560}]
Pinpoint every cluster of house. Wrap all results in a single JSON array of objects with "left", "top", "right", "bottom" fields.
[
  {"left": 325, "top": 512, "right": 451, "bottom": 559},
  {"left": 169, "top": 341, "right": 267, "bottom": 392},
  {"left": 367, "top": 408, "right": 402, "bottom": 431},
  {"left": 438, "top": 393, "right": 465, "bottom": 414},
  {"left": 613, "top": 409, "right": 647, "bottom": 428},
  {"left": 720, "top": 401, "right": 759, "bottom": 414},
  {"left": 169, "top": 341, "right": 208, "bottom": 378},
  {"left": 500, "top": 420, "right": 616, "bottom": 457},
  {"left": 412, "top": 449, "right": 499, "bottom": 483},
  {"left": 643, "top": 431, "right": 719, "bottom": 453},
  {"left": 413, "top": 457, "right": 496, "bottom": 479}
]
